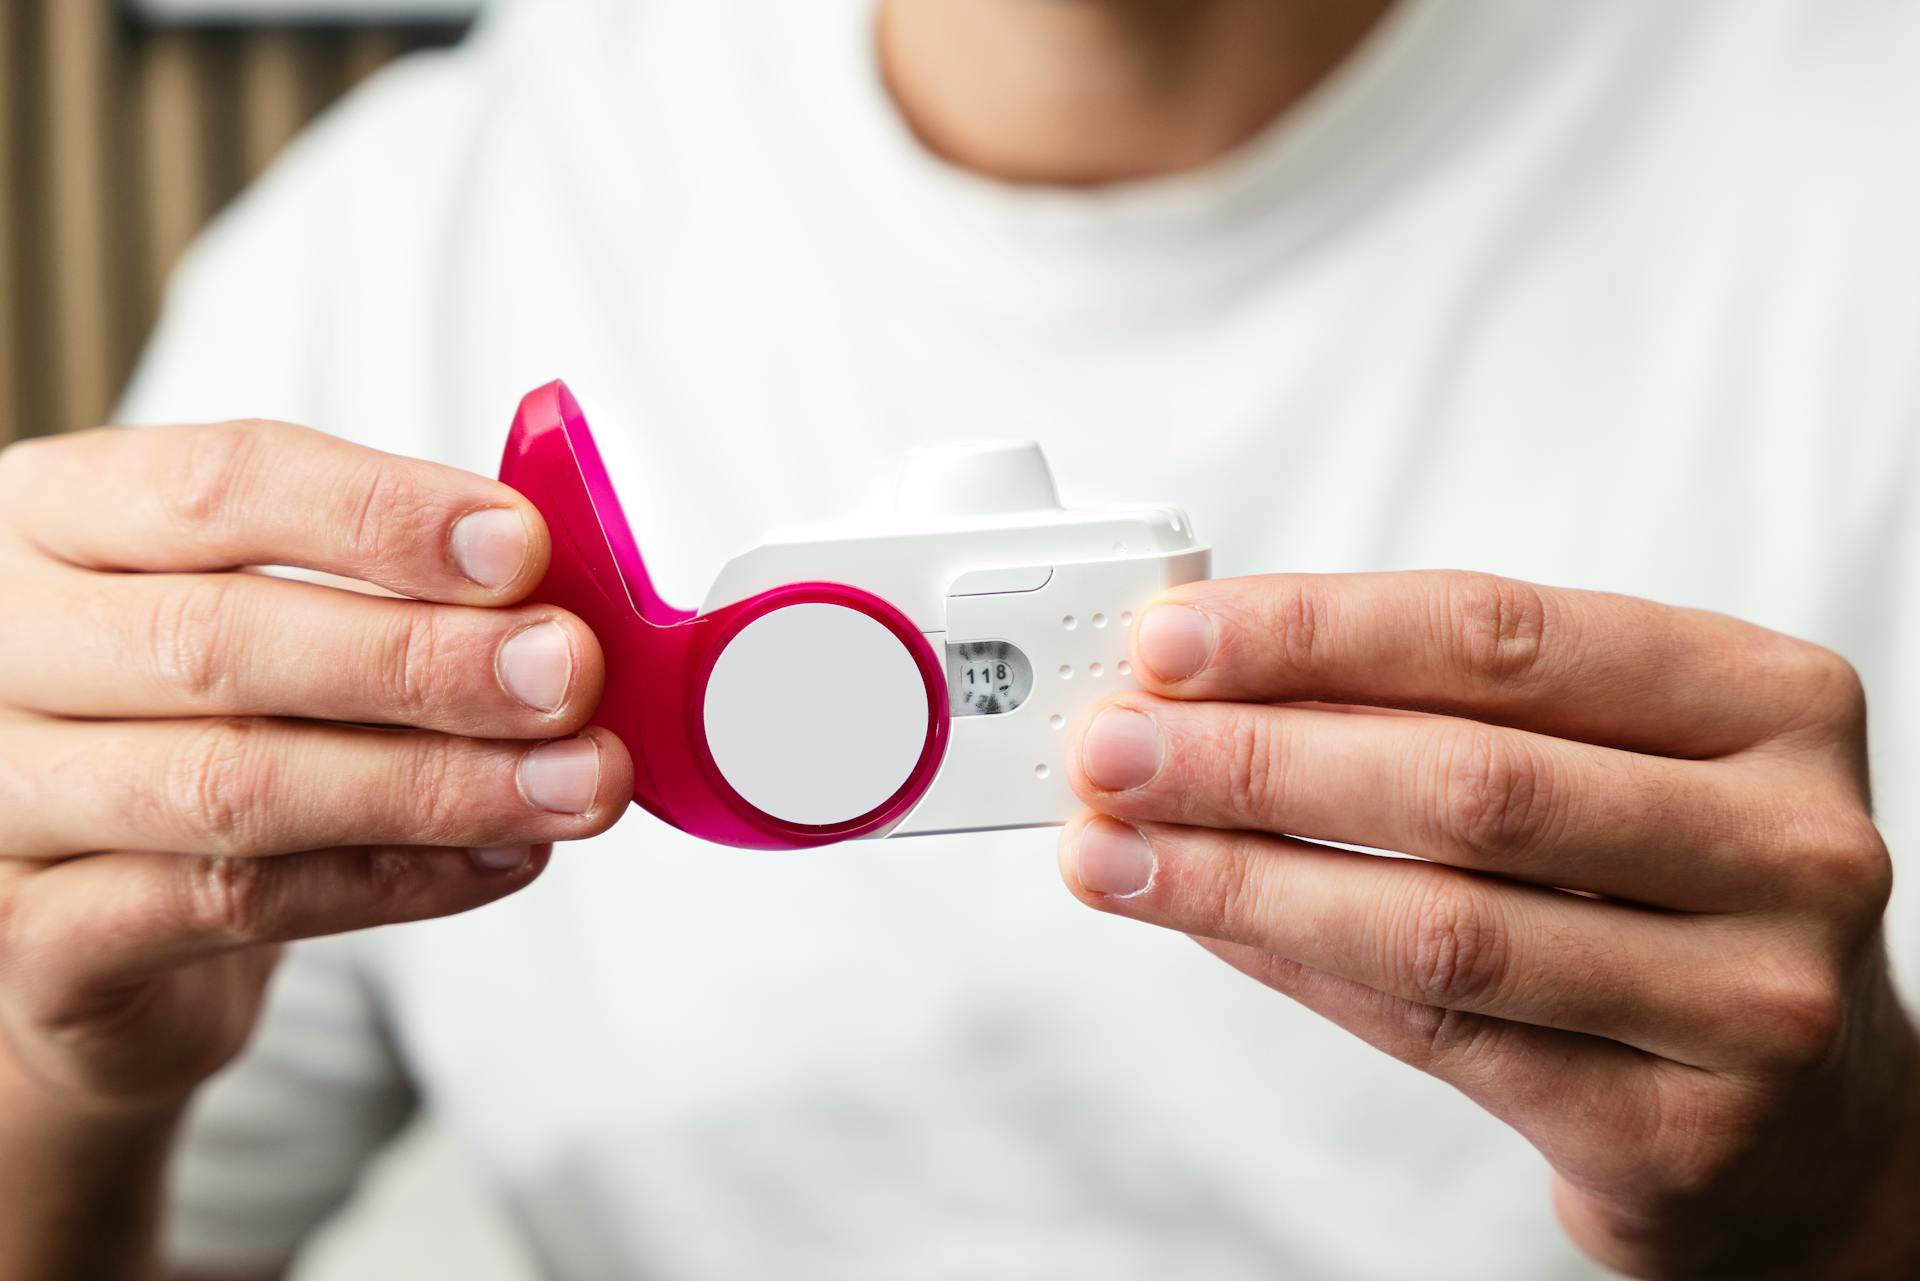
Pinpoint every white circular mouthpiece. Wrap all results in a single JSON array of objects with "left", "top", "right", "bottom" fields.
[{"left": 702, "top": 603, "right": 930, "bottom": 826}]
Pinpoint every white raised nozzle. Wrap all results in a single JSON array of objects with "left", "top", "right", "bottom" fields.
[{"left": 897, "top": 440, "right": 1062, "bottom": 518}]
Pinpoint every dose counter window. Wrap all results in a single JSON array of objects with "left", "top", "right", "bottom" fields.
[{"left": 947, "top": 640, "right": 1033, "bottom": 716}]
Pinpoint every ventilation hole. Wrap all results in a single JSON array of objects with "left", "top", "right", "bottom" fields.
[
  {"left": 1091, "top": 612, "right": 1108, "bottom": 628},
  {"left": 1120, "top": 611, "right": 1134, "bottom": 627},
  {"left": 1088, "top": 662, "right": 1104, "bottom": 677},
  {"left": 1058, "top": 664, "right": 1073, "bottom": 679},
  {"left": 1117, "top": 661, "right": 1132, "bottom": 676},
  {"left": 1048, "top": 713, "right": 1065, "bottom": 729},
  {"left": 1034, "top": 763, "right": 1051, "bottom": 780},
  {"left": 1062, "top": 615, "right": 1077, "bottom": 630}
]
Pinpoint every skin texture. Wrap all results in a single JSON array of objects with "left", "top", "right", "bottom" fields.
[
  {"left": 0, "top": 422, "right": 632, "bottom": 1280},
  {"left": 1060, "top": 572, "right": 1920, "bottom": 1278}
]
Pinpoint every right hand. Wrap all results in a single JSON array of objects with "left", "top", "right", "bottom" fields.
[{"left": 0, "top": 420, "right": 632, "bottom": 1120}]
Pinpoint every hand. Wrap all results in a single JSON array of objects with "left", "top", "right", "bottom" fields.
[
  {"left": 0, "top": 422, "right": 631, "bottom": 1120},
  {"left": 1058, "top": 571, "right": 1920, "bottom": 1279}
]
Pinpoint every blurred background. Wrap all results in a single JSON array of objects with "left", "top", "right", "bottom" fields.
[
  {"left": 0, "top": 0, "right": 468, "bottom": 448},
  {"left": 5, "top": 6, "right": 535, "bottom": 1275}
]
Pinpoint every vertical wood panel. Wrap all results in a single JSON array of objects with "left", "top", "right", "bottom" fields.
[
  {"left": 345, "top": 28, "right": 406, "bottom": 90},
  {"left": 41, "top": 0, "right": 117, "bottom": 433},
  {"left": 2, "top": 12, "right": 465, "bottom": 443},
  {"left": 137, "top": 31, "right": 214, "bottom": 325},
  {"left": 239, "top": 27, "right": 309, "bottom": 182},
  {"left": 0, "top": 0, "right": 22, "bottom": 446}
]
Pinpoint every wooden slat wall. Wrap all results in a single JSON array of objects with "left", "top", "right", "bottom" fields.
[
  {"left": 0, "top": 1, "right": 465, "bottom": 447},
  {"left": 0, "top": 2, "right": 20, "bottom": 445}
]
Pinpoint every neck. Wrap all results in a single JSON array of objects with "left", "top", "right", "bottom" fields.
[{"left": 877, "top": 0, "right": 1396, "bottom": 186}]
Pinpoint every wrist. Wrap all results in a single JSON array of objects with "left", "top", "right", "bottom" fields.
[
  {"left": 0, "top": 1020, "right": 191, "bottom": 1133},
  {"left": 0, "top": 1039, "right": 184, "bottom": 1281},
  {"left": 1781, "top": 985, "right": 1920, "bottom": 1281},
  {"left": 0, "top": 1026, "right": 186, "bottom": 1187},
  {"left": 1812, "top": 1055, "right": 1920, "bottom": 1281}
]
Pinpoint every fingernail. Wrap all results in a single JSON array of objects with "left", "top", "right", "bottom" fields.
[
  {"left": 1081, "top": 705, "right": 1163, "bottom": 792},
  {"left": 518, "top": 737, "right": 600, "bottom": 814},
  {"left": 1077, "top": 819, "right": 1155, "bottom": 897},
  {"left": 1137, "top": 605, "right": 1213, "bottom": 683},
  {"left": 470, "top": 845, "right": 532, "bottom": 873},
  {"left": 497, "top": 621, "right": 572, "bottom": 713},
  {"left": 452, "top": 508, "right": 530, "bottom": 591}
]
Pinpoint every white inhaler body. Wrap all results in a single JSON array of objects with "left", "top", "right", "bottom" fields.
[{"left": 700, "top": 440, "right": 1211, "bottom": 838}]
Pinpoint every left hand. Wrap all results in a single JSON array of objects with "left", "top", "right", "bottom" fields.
[{"left": 1058, "top": 571, "right": 1920, "bottom": 1280}]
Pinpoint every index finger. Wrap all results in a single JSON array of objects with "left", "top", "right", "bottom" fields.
[
  {"left": 1127, "top": 570, "right": 1854, "bottom": 758},
  {"left": 0, "top": 421, "right": 549, "bottom": 605}
]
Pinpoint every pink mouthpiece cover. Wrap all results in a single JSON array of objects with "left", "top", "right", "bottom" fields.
[{"left": 497, "top": 381, "right": 948, "bottom": 849}]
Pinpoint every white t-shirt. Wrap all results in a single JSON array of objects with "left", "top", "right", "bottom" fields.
[{"left": 119, "top": 1, "right": 1920, "bottom": 1278}]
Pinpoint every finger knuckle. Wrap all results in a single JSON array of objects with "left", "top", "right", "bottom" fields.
[
  {"left": 361, "top": 844, "right": 438, "bottom": 907},
  {"left": 164, "top": 422, "right": 267, "bottom": 533},
  {"left": 1743, "top": 967, "right": 1847, "bottom": 1072},
  {"left": 1798, "top": 644, "right": 1869, "bottom": 738},
  {"left": 1205, "top": 837, "right": 1272, "bottom": 941},
  {"left": 172, "top": 718, "right": 272, "bottom": 852},
  {"left": 402, "top": 737, "right": 466, "bottom": 845},
  {"left": 1793, "top": 809, "right": 1894, "bottom": 922},
  {"left": 1632, "top": 1080, "right": 1749, "bottom": 1201},
  {"left": 373, "top": 607, "right": 446, "bottom": 722},
  {"left": 188, "top": 855, "right": 280, "bottom": 946},
  {"left": 1445, "top": 573, "right": 1550, "bottom": 685},
  {"left": 1398, "top": 877, "right": 1509, "bottom": 1008},
  {"left": 1223, "top": 710, "right": 1288, "bottom": 819},
  {"left": 1739, "top": 635, "right": 1869, "bottom": 742},
  {"left": 147, "top": 576, "right": 241, "bottom": 702},
  {"left": 1403, "top": 1002, "right": 1505, "bottom": 1073},
  {"left": 1255, "top": 579, "right": 1331, "bottom": 679},
  {"left": 1428, "top": 726, "right": 1551, "bottom": 859},
  {"left": 339, "top": 460, "right": 432, "bottom": 573}
]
